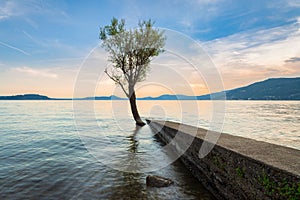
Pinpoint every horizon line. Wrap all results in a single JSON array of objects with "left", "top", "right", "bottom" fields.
[
  {"left": 1, "top": 77, "right": 299, "bottom": 99},
  {"left": 0, "top": 93, "right": 212, "bottom": 99}
]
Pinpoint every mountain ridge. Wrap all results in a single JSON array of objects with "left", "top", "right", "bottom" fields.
[{"left": 1, "top": 77, "right": 299, "bottom": 100}]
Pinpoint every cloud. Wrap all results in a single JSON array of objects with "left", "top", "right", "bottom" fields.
[
  {"left": 13, "top": 67, "right": 58, "bottom": 78},
  {"left": 0, "top": 1, "right": 20, "bottom": 20},
  {"left": 287, "top": 0, "right": 300, "bottom": 7},
  {"left": 204, "top": 21, "right": 300, "bottom": 64},
  {"left": 201, "top": 19, "right": 300, "bottom": 88},
  {"left": 176, "top": 0, "right": 222, "bottom": 31},
  {"left": 204, "top": 20, "right": 300, "bottom": 65},
  {"left": 22, "top": 29, "right": 88, "bottom": 57},
  {"left": 22, "top": 30, "right": 42, "bottom": 45},
  {"left": 285, "top": 57, "right": 300, "bottom": 63},
  {"left": 0, "top": 0, "right": 68, "bottom": 22},
  {"left": 0, "top": 41, "right": 30, "bottom": 56},
  {"left": 1, "top": 65, "right": 79, "bottom": 97},
  {"left": 0, "top": 0, "right": 39, "bottom": 21}
]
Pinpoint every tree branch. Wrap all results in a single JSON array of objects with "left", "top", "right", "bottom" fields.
[{"left": 105, "top": 69, "right": 129, "bottom": 97}]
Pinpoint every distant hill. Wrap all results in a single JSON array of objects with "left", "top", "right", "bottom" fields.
[
  {"left": 81, "top": 95, "right": 125, "bottom": 100},
  {"left": 0, "top": 94, "right": 51, "bottom": 100},
  {"left": 137, "top": 94, "right": 197, "bottom": 100},
  {"left": 1, "top": 77, "right": 299, "bottom": 100},
  {"left": 137, "top": 77, "right": 300, "bottom": 100},
  {"left": 138, "top": 77, "right": 300, "bottom": 100},
  {"left": 196, "top": 77, "right": 300, "bottom": 100},
  {"left": 223, "top": 77, "right": 300, "bottom": 100}
]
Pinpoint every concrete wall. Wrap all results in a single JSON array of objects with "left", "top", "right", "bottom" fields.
[{"left": 147, "top": 120, "right": 300, "bottom": 200}]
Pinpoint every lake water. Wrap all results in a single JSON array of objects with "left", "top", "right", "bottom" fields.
[{"left": 0, "top": 100, "right": 299, "bottom": 199}]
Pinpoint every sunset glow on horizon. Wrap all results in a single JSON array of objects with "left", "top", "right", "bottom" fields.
[{"left": 1, "top": 0, "right": 300, "bottom": 98}]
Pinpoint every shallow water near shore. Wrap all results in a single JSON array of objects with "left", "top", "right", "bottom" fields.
[
  {"left": 1, "top": 100, "right": 299, "bottom": 199},
  {"left": 0, "top": 100, "right": 215, "bottom": 199}
]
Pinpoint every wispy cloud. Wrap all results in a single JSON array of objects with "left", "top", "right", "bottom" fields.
[
  {"left": 285, "top": 57, "right": 300, "bottom": 63},
  {"left": 22, "top": 30, "right": 41, "bottom": 45},
  {"left": 0, "top": 0, "right": 69, "bottom": 22},
  {"left": 0, "top": 0, "right": 40, "bottom": 21},
  {"left": 0, "top": 1, "right": 19, "bottom": 20},
  {"left": 1, "top": 65, "right": 78, "bottom": 97},
  {"left": 202, "top": 19, "right": 300, "bottom": 88},
  {"left": 287, "top": 0, "right": 300, "bottom": 7},
  {"left": 204, "top": 19, "right": 300, "bottom": 65},
  {"left": 175, "top": 0, "right": 222, "bottom": 32},
  {"left": 21, "top": 29, "right": 89, "bottom": 59},
  {"left": 13, "top": 66, "right": 58, "bottom": 78},
  {"left": 0, "top": 41, "right": 30, "bottom": 56}
]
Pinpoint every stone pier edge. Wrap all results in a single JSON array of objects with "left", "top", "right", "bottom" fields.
[{"left": 146, "top": 119, "right": 300, "bottom": 200}]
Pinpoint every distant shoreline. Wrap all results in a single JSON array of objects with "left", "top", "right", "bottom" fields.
[
  {"left": 0, "top": 98, "right": 299, "bottom": 101},
  {"left": 1, "top": 77, "right": 300, "bottom": 101},
  {"left": 1, "top": 94, "right": 299, "bottom": 101}
]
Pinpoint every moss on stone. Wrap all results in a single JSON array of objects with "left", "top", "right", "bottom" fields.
[
  {"left": 236, "top": 167, "right": 245, "bottom": 178},
  {"left": 258, "top": 171, "right": 300, "bottom": 199}
]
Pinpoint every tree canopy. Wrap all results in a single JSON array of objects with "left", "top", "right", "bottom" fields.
[{"left": 99, "top": 17, "right": 166, "bottom": 97}]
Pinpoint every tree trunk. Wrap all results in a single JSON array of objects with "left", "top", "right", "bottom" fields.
[{"left": 129, "top": 90, "right": 146, "bottom": 126}]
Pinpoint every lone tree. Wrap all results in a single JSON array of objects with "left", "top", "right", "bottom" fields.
[{"left": 100, "top": 18, "right": 166, "bottom": 126}]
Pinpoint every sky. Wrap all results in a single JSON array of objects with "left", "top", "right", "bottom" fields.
[{"left": 0, "top": 0, "right": 300, "bottom": 98}]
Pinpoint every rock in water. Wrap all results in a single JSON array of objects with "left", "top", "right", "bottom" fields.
[{"left": 146, "top": 175, "right": 174, "bottom": 187}]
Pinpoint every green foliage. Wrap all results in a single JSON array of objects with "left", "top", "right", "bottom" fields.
[
  {"left": 100, "top": 17, "right": 125, "bottom": 40},
  {"left": 212, "top": 155, "right": 225, "bottom": 170},
  {"left": 99, "top": 17, "right": 166, "bottom": 97},
  {"left": 258, "top": 171, "right": 300, "bottom": 199},
  {"left": 258, "top": 172, "right": 276, "bottom": 195},
  {"left": 236, "top": 167, "right": 245, "bottom": 178},
  {"left": 277, "top": 181, "right": 300, "bottom": 200},
  {"left": 212, "top": 156, "right": 218, "bottom": 165}
]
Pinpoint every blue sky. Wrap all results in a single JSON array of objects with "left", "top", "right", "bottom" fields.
[{"left": 0, "top": 0, "right": 300, "bottom": 97}]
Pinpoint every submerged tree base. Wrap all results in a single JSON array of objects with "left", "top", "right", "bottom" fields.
[{"left": 136, "top": 121, "right": 146, "bottom": 126}]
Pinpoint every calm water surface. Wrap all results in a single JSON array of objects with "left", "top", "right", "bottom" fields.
[
  {"left": 0, "top": 100, "right": 299, "bottom": 199},
  {"left": 1, "top": 100, "right": 215, "bottom": 200}
]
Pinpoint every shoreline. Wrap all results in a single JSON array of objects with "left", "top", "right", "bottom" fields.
[{"left": 148, "top": 119, "right": 300, "bottom": 200}]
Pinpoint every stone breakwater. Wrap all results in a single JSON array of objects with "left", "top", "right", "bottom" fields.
[{"left": 147, "top": 120, "right": 300, "bottom": 200}]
